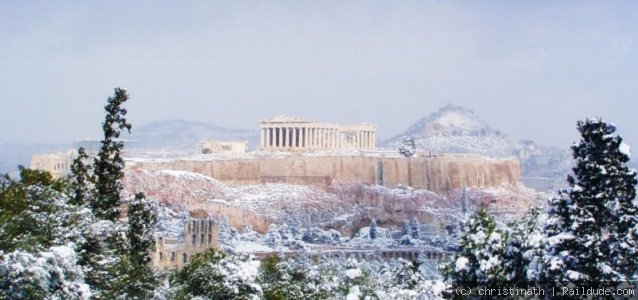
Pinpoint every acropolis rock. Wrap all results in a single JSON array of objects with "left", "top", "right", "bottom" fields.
[{"left": 127, "top": 153, "right": 520, "bottom": 194}]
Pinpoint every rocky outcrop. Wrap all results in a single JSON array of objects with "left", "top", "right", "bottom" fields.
[{"left": 128, "top": 154, "right": 520, "bottom": 194}]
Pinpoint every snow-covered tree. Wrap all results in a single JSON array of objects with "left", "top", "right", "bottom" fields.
[
  {"left": 0, "top": 168, "right": 72, "bottom": 252},
  {"left": 410, "top": 219, "right": 420, "bottom": 239},
  {"left": 505, "top": 207, "right": 544, "bottom": 283},
  {"left": 460, "top": 187, "right": 468, "bottom": 216},
  {"left": 0, "top": 245, "right": 91, "bottom": 299},
  {"left": 219, "top": 218, "right": 238, "bottom": 253},
  {"left": 543, "top": 117, "right": 637, "bottom": 283},
  {"left": 442, "top": 209, "right": 510, "bottom": 289},
  {"left": 92, "top": 87, "right": 131, "bottom": 222},
  {"left": 169, "top": 249, "right": 261, "bottom": 300},
  {"left": 68, "top": 147, "right": 94, "bottom": 206},
  {"left": 265, "top": 224, "right": 283, "bottom": 248},
  {"left": 117, "top": 193, "right": 158, "bottom": 299},
  {"left": 398, "top": 136, "right": 416, "bottom": 158},
  {"left": 369, "top": 219, "right": 378, "bottom": 240},
  {"left": 401, "top": 220, "right": 410, "bottom": 237},
  {"left": 374, "top": 258, "right": 445, "bottom": 299}
]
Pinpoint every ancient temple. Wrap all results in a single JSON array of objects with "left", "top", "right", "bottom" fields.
[{"left": 259, "top": 116, "right": 376, "bottom": 151}]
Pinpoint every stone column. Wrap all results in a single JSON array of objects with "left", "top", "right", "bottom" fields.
[
  {"left": 310, "top": 128, "right": 315, "bottom": 148},
  {"left": 261, "top": 128, "right": 266, "bottom": 149},
  {"left": 278, "top": 127, "right": 283, "bottom": 148},
  {"left": 372, "top": 132, "right": 376, "bottom": 149},
  {"left": 322, "top": 128, "right": 327, "bottom": 149},
  {"left": 303, "top": 127, "right": 308, "bottom": 148},
  {"left": 292, "top": 127, "right": 297, "bottom": 148}
]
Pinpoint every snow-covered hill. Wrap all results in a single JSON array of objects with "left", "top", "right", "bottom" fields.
[
  {"left": 383, "top": 105, "right": 517, "bottom": 158},
  {"left": 383, "top": 104, "right": 572, "bottom": 181},
  {"left": 123, "top": 169, "right": 539, "bottom": 234}
]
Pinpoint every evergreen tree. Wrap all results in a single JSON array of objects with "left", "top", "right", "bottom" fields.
[
  {"left": 410, "top": 219, "right": 420, "bottom": 239},
  {"left": 543, "top": 117, "right": 637, "bottom": 283},
  {"left": 92, "top": 88, "right": 131, "bottom": 222},
  {"left": 505, "top": 207, "right": 543, "bottom": 284},
  {"left": 398, "top": 136, "right": 416, "bottom": 158},
  {"left": 119, "top": 192, "right": 158, "bottom": 299},
  {"left": 369, "top": 218, "right": 378, "bottom": 240},
  {"left": 80, "top": 88, "right": 134, "bottom": 299},
  {"left": 460, "top": 187, "right": 468, "bottom": 216},
  {"left": 69, "top": 147, "right": 94, "bottom": 206},
  {"left": 169, "top": 249, "right": 261, "bottom": 300},
  {"left": 0, "top": 167, "right": 69, "bottom": 252},
  {"left": 442, "top": 209, "right": 510, "bottom": 290}
]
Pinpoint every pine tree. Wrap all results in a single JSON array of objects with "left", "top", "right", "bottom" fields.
[
  {"left": 401, "top": 220, "right": 410, "bottom": 237},
  {"left": 369, "top": 219, "right": 378, "bottom": 240},
  {"left": 410, "top": 219, "right": 419, "bottom": 239},
  {"left": 543, "top": 117, "right": 637, "bottom": 283},
  {"left": 460, "top": 187, "right": 468, "bottom": 216},
  {"left": 69, "top": 147, "right": 94, "bottom": 206},
  {"left": 93, "top": 88, "right": 131, "bottom": 222},
  {"left": 119, "top": 192, "right": 158, "bottom": 299},
  {"left": 442, "top": 209, "right": 510, "bottom": 290}
]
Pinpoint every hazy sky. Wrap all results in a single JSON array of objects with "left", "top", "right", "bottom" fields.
[{"left": 1, "top": 1, "right": 637, "bottom": 148}]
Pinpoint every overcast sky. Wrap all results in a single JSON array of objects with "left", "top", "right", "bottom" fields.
[{"left": 1, "top": 1, "right": 637, "bottom": 148}]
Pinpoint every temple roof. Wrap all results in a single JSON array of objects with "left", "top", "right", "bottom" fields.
[{"left": 261, "top": 115, "right": 313, "bottom": 123}]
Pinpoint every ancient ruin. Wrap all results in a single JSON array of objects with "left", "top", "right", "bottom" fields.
[{"left": 260, "top": 116, "right": 377, "bottom": 151}]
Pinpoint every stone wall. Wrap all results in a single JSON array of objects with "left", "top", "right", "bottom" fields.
[{"left": 128, "top": 154, "right": 520, "bottom": 193}]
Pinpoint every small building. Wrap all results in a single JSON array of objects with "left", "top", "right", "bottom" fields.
[
  {"left": 259, "top": 115, "right": 377, "bottom": 151},
  {"left": 153, "top": 216, "right": 220, "bottom": 271},
  {"left": 30, "top": 149, "right": 77, "bottom": 179},
  {"left": 196, "top": 140, "right": 247, "bottom": 155}
]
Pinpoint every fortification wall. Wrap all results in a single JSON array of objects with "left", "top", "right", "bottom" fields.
[{"left": 128, "top": 154, "right": 520, "bottom": 193}]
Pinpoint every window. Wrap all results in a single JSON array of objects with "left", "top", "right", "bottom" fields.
[
  {"left": 183, "top": 253, "right": 187, "bottom": 263},
  {"left": 187, "top": 223, "right": 191, "bottom": 234},
  {"left": 208, "top": 234, "right": 212, "bottom": 244},
  {"left": 159, "top": 252, "right": 163, "bottom": 261},
  {"left": 200, "top": 234, "right": 204, "bottom": 245},
  {"left": 201, "top": 220, "right": 205, "bottom": 232},
  {"left": 208, "top": 221, "right": 212, "bottom": 231},
  {"left": 192, "top": 234, "right": 196, "bottom": 245},
  {"left": 171, "top": 252, "right": 175, "bottom": 261}
]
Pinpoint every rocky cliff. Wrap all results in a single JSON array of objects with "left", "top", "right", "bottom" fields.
[{"left": 127, "top": 153, "right": 520, "bottom": 194}]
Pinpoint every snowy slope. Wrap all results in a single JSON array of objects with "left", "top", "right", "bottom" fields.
[
  {"left": 382, "top": 104, "right": 572, "bottom": 181},
  {"left": 383, "top": 105, "right": 517, "bottom": 158},
  {"left": 123, "top": 169, "right": 539, "bottom": 234}
]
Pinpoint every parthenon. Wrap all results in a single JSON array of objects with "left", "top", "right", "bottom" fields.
[{"left": 260, "top": 116, "right": 376, "bottom": 151}]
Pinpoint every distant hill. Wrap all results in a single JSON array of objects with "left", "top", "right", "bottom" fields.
[
  {"left": 127, "top": 120, "right": 260, "bottom": 153},
  {"left": 384, "top": 105, "right": 518, "bottom": 158},
  {"left": 383, "top": 104, "right": 572, "bottom": 181}
]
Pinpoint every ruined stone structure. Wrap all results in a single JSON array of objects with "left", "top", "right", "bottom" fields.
[
  {"left": 128, "top": 154, "right": 520, "bottom": 194},
  {"left": 260, "top": 116, "right": 376, "bottom": 151},
  {"left": 30, "top": 149, "right": 77, "bottom": 179},
  {"left": 196, "top": 140, "right": 247, "bottom": 155},
  {"left": 153, "top": 216, "right": 220, "bottom": 270}
]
